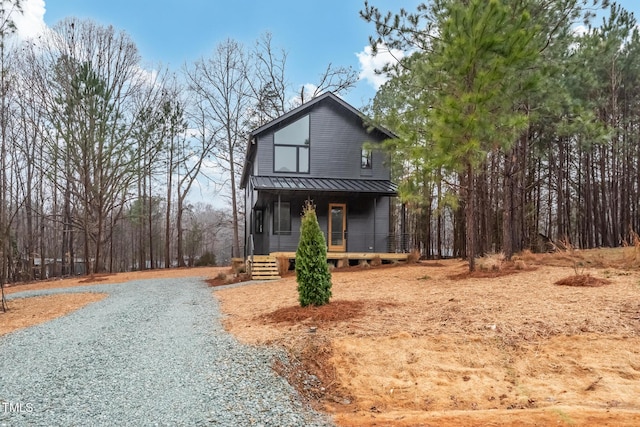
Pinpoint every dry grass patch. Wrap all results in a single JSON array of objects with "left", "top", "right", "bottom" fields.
[
  {"left": 518, "top": 246, "right": 640, "bottom": 270},
  {"left": 205, "top": 272, "right": 251, "bottom": 287},
  {"left": 0, "top": 293, "right": 108, "bottom": 336}
]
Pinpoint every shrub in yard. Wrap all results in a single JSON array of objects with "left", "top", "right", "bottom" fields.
[
  {"left": 195, "top": 251, "right": 216, "bottom": 267},
  {"left": 477, "top": 252, "right": 505, "bottom": 271},
  {"left": 296, "top": 201, "right": 332, "bottom": 307},
  {"left": 514, "top": 259, "right": 527, "bottom": 270}
]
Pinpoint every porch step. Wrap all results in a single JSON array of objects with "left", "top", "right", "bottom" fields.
[{"left": 250, "top": 255, "right": 281, "bottom": 280}]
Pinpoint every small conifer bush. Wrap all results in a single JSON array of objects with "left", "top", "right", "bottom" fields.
[{"left": 295, "top": 201, "right": 332, "bottom": 307}]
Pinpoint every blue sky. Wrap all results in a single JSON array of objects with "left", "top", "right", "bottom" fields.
[
  {"left": 15, "top": 0, "right": 639, "bottom": 110},
  {"left": 22, "top": 0, "right": 425, "bottom": 108},
  {"left": 8, "top": 0, "right": 639, "bottom": 206}
]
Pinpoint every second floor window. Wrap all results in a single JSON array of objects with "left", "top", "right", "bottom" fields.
[
  {"left": 274, "top": 115, "right": 309, "bottom": 173},
  {"left": 361, "top": 146, "right": 372, "bottom": 169}
]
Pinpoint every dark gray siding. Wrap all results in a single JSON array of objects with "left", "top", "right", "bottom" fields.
[
  {"left": 254, "top": 102, "right": 390, "bottom": 181},
  {"left": 346, "top": 197, "right": 391, "bottom": 252},
  {"left": 310, "top": 102, "right": 389, "bottom": 180},
  {"left": 374, "top": 197, "right": 391, "bottom": 252},
  {"left": 245, "top": 95, "right": 396, "bottom": 256},
  {"left": 256, "top": 133, "right": 274, "bottom": 178},
  {"left": 256, "top": 194, "right": 392, "bottom": 255}
]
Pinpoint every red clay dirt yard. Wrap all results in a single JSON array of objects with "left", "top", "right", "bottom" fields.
[
  {"left": 214, "top": 248, "right": 640, "bottom": 426},
  {"left": 2, "top": 255, "right": 639, "bottom": 426}
]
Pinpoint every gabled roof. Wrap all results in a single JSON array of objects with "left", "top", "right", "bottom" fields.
[
  {"left": 250, "top": 176, "right": 397, "bottom": 196},
  {"left": 240, "top": 92, "right": 396, "bottom": 188},
  {"left": 250, "top": 91, "right": 396, "bottom": 139}
]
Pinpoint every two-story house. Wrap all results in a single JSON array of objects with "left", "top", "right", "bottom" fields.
[{"left": 240, "top": 92, "right": 397, "bottom": 258}]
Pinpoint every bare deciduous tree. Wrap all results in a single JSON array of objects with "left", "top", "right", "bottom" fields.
[
  {"left": 0, "top": 0, "right": 22, "bottom": 311},
  {"left": 184, "top": 38, "right": 251, "bottom": 259},
  {"left": 247, "top": 32, "right": 359, "bottom": 128},
  {"left": 35, "top": 18, "right": 156, "bottom": 274}
]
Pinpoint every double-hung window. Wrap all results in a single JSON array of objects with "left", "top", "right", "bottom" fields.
[{"left": 274, "top": 115, "right": 309, "bottom": 173}]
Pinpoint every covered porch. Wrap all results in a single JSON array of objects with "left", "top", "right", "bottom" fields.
[{"left": 246, "top": 176, "right": 400, "bottom": 257}]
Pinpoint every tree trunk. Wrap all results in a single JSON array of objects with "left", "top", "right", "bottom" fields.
[
  {"left": 228, "top": 133, "right": 240, "bottom": 258},
  {"left": 165, "top": 141, "right": 174, "bottom": 268},
  {"left": 465, "top": 162, "right": 476, "bottom": 272},
  {"left": 436, "top": 174, "right": 443, "bottom": 259},
  {"left": 503, "top": 151, "right": 514, "bottom": 260},
  {"left": 176, "top": 195, "right": 185, "bottom": 267},
  {"left": 148, "top": 169, "right": 154, "bottom": 269}
]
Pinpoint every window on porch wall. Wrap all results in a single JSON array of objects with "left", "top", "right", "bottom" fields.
[{"left": 273, "top": 202, "right": 291, "bottom": 235}]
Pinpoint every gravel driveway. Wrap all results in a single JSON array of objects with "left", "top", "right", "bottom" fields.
[{"left": 0, "top": 278, "right": 333, "bottom": 426}]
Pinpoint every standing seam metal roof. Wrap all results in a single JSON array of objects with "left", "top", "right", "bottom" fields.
[{"left": 250, "top": 176, "right": 398, "bottom": 195}]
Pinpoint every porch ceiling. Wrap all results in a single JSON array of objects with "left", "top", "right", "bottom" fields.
[{"left": 250, "top": 176, "right": 398, "bottom": 196}]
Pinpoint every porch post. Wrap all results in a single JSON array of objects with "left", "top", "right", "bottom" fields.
[
  {"left": 373, "top": 197, "right": 377, "bottom": 252},
  {"left": 249, "top": 185, "right": 254, "bottom": 260},
  {"left": 277, "top": 194, "right": 281, "bottom": 252}
]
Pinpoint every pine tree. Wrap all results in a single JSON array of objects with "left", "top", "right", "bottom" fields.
[
  {"left": 295, "top": 201, "right": 332, "bottom": 307},
  {"left": 363, "top": 0, "right": 542, "bottom": 271}
]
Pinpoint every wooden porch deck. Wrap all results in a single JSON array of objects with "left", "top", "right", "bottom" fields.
[{"left": 240, "top": 252, "right": 409, "bottom": 281}]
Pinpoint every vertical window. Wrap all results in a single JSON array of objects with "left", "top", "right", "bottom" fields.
[
  {"left": 254, "top": 209, "right": 263, "bottom": 234},
  {"left": 273, "top": 202, "right": 291, "bottom": 235},
  {"left": 274, "top": 115, "right": 310, "bottom": 173},
  {"left": 361, "top": 146, "right": 372, "bottom": 169}
]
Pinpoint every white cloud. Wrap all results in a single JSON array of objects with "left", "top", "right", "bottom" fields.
[
  {"left": 288, "top": 82, "right": 320, "bottom": 108},
  {"left": 572, "top": 24, "right": 589, "bottom": 37},
  {"left": 136, "top": 66, "right": 161, "bottom": 89},
  {"left": 11, "top": 0, "right": 47, "bottom": 40},
  {"left": 356, "top": 43, "right": 405, "bottom": 90},
  {"left": 299, "top": 82, "right": 320, "bottom": 103}
]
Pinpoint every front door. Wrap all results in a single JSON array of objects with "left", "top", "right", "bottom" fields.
[{"left": 328, "top": 203, "right": 346, "bottom": 252}]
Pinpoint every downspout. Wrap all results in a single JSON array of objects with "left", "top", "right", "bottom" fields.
[{"left": 277, "top": 194, "right": 281, "bottom": 252}]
